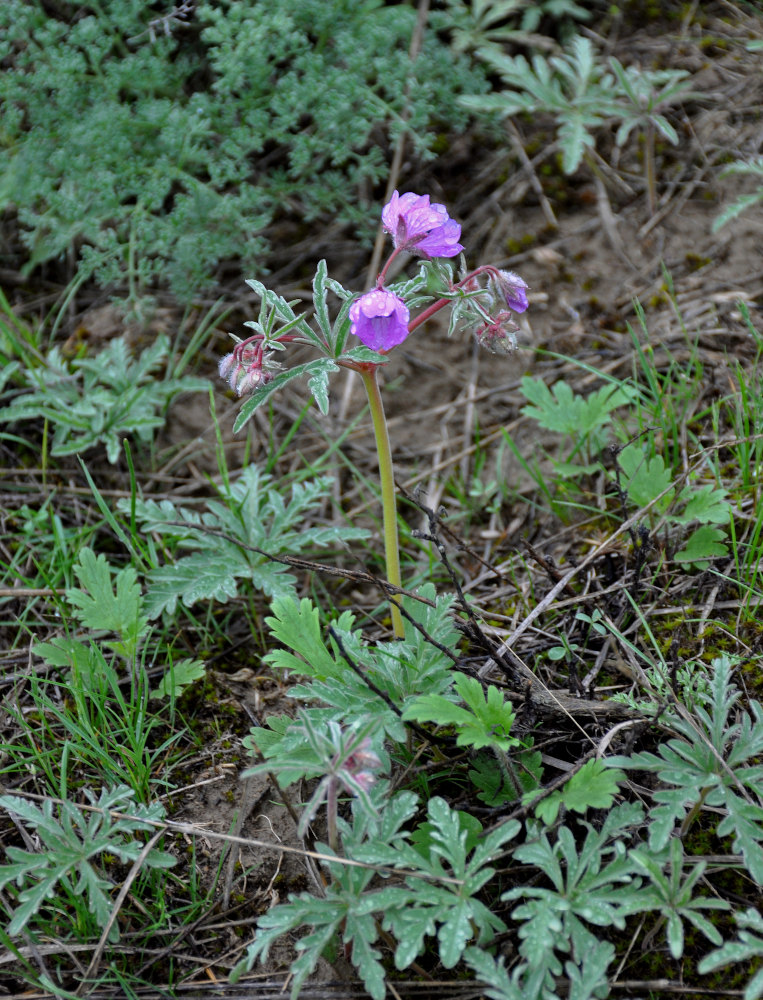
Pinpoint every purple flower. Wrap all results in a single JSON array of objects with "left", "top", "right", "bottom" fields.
[
  {"left": 349, "top": 289, "right": 410, "bottom": 352},
  {"left": 382, "top": 190, "right": 464, "bottom": 259},
  {"left": 493, "top": 270, "right": 529, "bottom": 313}
]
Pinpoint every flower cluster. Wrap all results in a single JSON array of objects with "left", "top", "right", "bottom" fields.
[
  {"left": 219, "top": 189, "right": 530, "bottom": 395},
  {"left": 471, "top": 268, "right": 529, "bottom": 354},
  {"left": 348, "top": 192, "right": 529, "bottom": 356},
  {"left": 218, "top": 339, "right": 281, "bottom": 396}
]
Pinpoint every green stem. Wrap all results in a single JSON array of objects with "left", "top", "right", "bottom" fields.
[
  {"left": 645, "top": 119, "right": 657, "bottom": 217},
  {"left": 326, "top": 778, "right": 339, "bottom": 853},
  {"left": 358, "top": 364, "right": 405, "bottom": 638}
]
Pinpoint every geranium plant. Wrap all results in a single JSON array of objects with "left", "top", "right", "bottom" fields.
[{"left": 219, "top": 190, "right": 528, "bottom": 636}]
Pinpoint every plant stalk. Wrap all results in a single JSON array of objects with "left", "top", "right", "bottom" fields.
[
  {"left": 326, "top": 778, "right": 339, "bottom": 853},
  {"left": 358, "top": 364, "right": 405, "bottom": 638}
]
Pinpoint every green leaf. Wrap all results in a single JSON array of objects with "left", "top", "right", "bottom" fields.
[
  {"left": 259, "top": 589, "right": 458, "bottom": 741},
  {"left": 265, "top": 596, "right": 345, "bottom": 680},
  {"left": 311, "top": 259, "right": 333, "bottom": 342},
  {"left": 307, "top": 361, "right": 333, "bottom": 414},
  {"left": 630, "top": 840, "right": 728, "bottom": 959},
  {"left": 469, "top": 750, "right": 541, "bottom": 807},
  {"left": 617, "top": 442, "right": 674, "bottom": 512},
  {"left": 151, "top": 658, "right": 206, "bottom": 700},
  {"left": 66, "top": 547, "right": 148, "bottom": 654},
  {"left": 674, "top": 525, "right": 728, "bottom": 566},
  {"left": 464, "top": 947, "right": 523, "bottom": 1000},
  {"left": 532, "top": 759, "right": 625, "bottom": 824},
  {"left": 33, "top": 637, "right": 91, "bottom": 670},
  {"left": 699, "top": 909, "right": 763, "bottom": 1000},
  {"left": 713, "top": 191, "right": 763, "bottom": 232},
  {"left": 674, "top": 483, "right": 730, "bottom": 525},
  {"left": 505, "top": 804, "right": 644, "bottom": 975},
  {"left": 438, "top": 898, "right": 473, "bottom": 968},
  {"left": 338, "top": 344, "right": 388, "bottom": 365},
  {"left": 520, "top": 376, "right": 634, "bottom": 438},
  {"left": 565, "top": 939, "right": 615, "bottom": 1000},
  {"left": 233, "top": 359, "right": 336, "bottom": 432},
  {"left": 403, "top": 673, "right": 519, "bottom": 751},
  {"left": 145, "top": 552, "right": 253, "bottom": 617}
]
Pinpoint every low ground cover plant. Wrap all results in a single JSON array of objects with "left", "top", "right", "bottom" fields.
[{"left": 0, "top": 0, "right": 488, "bottom": 304}]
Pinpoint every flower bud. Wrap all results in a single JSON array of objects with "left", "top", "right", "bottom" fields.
[{"left": 493, "top": 270, "right": 529, "bottom": 314}]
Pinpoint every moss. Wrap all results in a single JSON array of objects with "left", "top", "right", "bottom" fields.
[
  {"left": 698, "top": 35, "right": 731, "bottom": 54},
  {"left": 685, "top": 252, "right": 712, "bottom": 271},
  {"left": 504, "top": 232, "right": 536, "bottom": 256}
]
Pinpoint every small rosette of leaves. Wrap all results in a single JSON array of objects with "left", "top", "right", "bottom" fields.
[
  {"left": 0, "top": 786, "right": 174, "bottom": 942},
  {"left": 231, "top": 793, "right": 519, "bottom": 999},
  {"left": 0, "top": 335, "right": 207, "bottom": 463},
  {"left": 119, "top": 467, "right": 366, "bottom": 618}
]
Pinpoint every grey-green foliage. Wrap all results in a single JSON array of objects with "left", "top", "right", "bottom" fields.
[
  {"left": 0, "top": 334, "right": 207, "bottom": 463},
  {"left": 630, "top": 839, "right": 728, "bottom": 960},
  {"left": 234, "top": 585, "right": 754, "bottom": 998},
  {"left": 611, "top": 654, "right": 763, "bottom": 882},
  {"left": 0, "top": 786, "right": 174, "bottom": 942},
  {"left": 613, "top": 656, "right": 711, "bottom": 715},
  {"left": 442, "top": 0, "right": 591, "bottom": 55},
  {"left": 465, "top": 941, "right": 615, "bottom": 1000},
  {"left": 713, "top": 157, "right": 763, "bottom": 231},
  {"left": 608, "top": 56, "right": 694, "bottom": 149},
  {"left": 120, "top": 468, "right": 367, "bottom": 618},
  {"left": 231, "top": 790, "right": 520, "bottom": 1000},
  {"left": 240, "top": 587, "right": 526, "bottom": 995},
  {"left": 503, "top": 804, "right": 642, "bottom": 984},
  {"left": 0, "top": 0, "right": 488, "bottom": 300},
  {"left": 461, "top": 35, "right": 694, "bottom": 174},
  {"left": 699, "top": 908, "right": 763, "bottom": 1000}
]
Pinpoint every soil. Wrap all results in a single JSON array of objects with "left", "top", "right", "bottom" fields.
[{"left": 2, "top": 3, "right": 763, "bottom": 997}]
